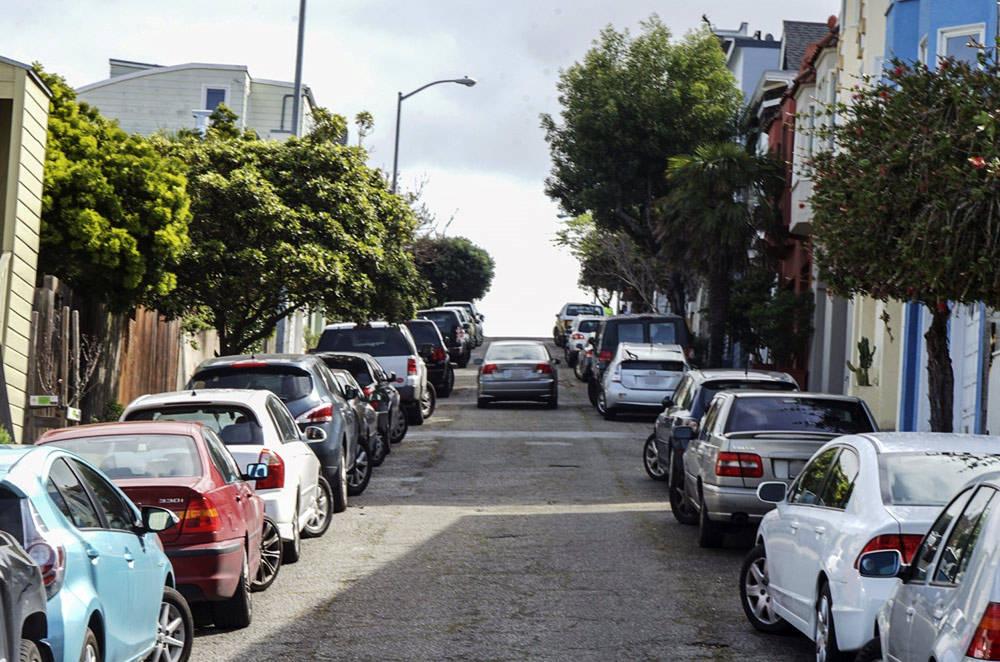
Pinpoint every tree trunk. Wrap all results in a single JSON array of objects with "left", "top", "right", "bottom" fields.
[
  {"left": 707, "top": 263, "right": 731, "bottom": 369},
  {"left": 668, "top": 270, "right": 687, "bottom": 316},
  {"left": 924, "top": 302, "right": 954, "bottom": 433}
]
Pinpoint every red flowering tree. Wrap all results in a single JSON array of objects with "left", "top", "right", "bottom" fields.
[{"left": 811, "top": 56, "right": 1000, "bottom": 432}]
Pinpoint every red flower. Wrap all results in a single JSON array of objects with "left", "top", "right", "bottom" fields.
[
  {"left": 879, "top": 166, "right": 887, "bottom": 175},
  {"left": 798, "top": 202, "right": 805, "bottom": 209},
  {"left": 894, "top": 66, "right": 904, "bottom": 76},
  {"left": 970, "top": 157, "right": 987, "bottom": 169},
  {"left": 879, "top": 90, "right": 890, "bottom": 99},
  {"left": 855, "top": 128, "right": 863, "bottom": 136},
  {"left": 852, "top": 93, "right": 861, "bottom": 101},
  {"left": 937, "top": 299, "right": 948, "bottom": 313}
]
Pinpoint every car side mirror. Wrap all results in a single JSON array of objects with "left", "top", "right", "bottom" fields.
[
  {"left": 141, "top": 506, "right": 179, "bottom": 533},
  {"left": 344, "top": 386, "right": 359, "bottom": 400},
  {"left": 756, "top": 482, "right": 787, "bottom": 504},
  {"left": 661, "top": 396, "right": 674, "bottom": 408},
  {"left": 304, "top": 426, "right": 327, "bottom": 442},
  {"left": 479, "top": 314, "right": 485, "bottom": 322},
  {"left": 243, "top": 463, "right": 269, "bottom": 480},
  {"left": 857, "top": 550, "right": 905, "bottom": 579},
  {"left": 671, "top": 425, "right": 693, "bottom": 442},
  {"left": 474, "top": 358, "right": 484, "bottom": 365}
]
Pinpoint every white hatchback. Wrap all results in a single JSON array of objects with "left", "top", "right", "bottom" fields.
[
  {"left": 596, "top": 342, "right": 687, "bottom": 420},
  {"left": 743, "top": 433, "right": 1000, "bottom": 661},
  {"left": 121, "top": 388, "right": 326, "bottom": 563}
]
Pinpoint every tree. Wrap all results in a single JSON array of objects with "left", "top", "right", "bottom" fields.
[
  {"left": 541, "top": 17, "right": 741, "bottom": 312},
  {"left": 411, "top": 235, "right": 495, "bottom": 306},
  {"left": 728, "top": 266, "right": 813, "bottom": 367},
  {"left": 153, "top": 106, "right": 423, "bottom": 354},
  {"left": 661, "top": 142, "right": 784, "bottom": 367},
  {"left": 35, "top": 65, "right": 191, "bottom": 310},
  {"left": 811, "top": 56, "right": 1000, "bottom": 432}
]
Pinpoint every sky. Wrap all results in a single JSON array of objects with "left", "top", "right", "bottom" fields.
[{"left": 6, "top": 0, "right": 839, "bottom": 337}]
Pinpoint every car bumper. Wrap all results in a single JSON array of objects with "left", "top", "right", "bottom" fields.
[
  {"left": 605, "top": 385, "right": 673, "bottom": 409},
  {"left": 830, "top": 576, "right": 898, "bottom": 652},
  {"left": 394, "top": 384, "right": 416, "bottom": 404},
  {"left": 257, "top": 489, "right": 298, "bottom": 542},
  {"left": 479, "top": 379, "right": 555, "bottom": 401},
  {"left": 165, "top": 540, "right": 244, "bottom": 602},
  {"left": 701, "top": 482, "right": 775, "bottom": 522},
  {"left": 305, "top": 438, "right": 342, "bottom": 485}
]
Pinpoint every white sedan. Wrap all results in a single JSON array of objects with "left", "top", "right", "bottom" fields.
[
  {"left": 122, "top": 388, "right": 328, "bottom": 563},
  {"left": 742, "top": 432, "right": 1000, "bottom": 661}
]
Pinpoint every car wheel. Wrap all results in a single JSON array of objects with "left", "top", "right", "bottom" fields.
[
  {"left": 283, "top": 505, "right": 301, "bottom": 563},
  {"left": 567, "top": 351, "right": 577, "bottom": 368},
  {"left": 587, "top": 378, "right": 600, "bottom": 407},
  {"left": 303, "top": 476, "right": 333, "bottom": 537},
  {"left": 331, "top": 444, "right": 348, "bottom": 513},
  {"left": 389, "top": 408, "right": 407, "bottom": 444},
  {"left": 547, "top": 391, "right": 558, "bottom": 409},
  {"left": 574, "top": 359, "right": 587, "bottom": 382},
  {"left": 854, "top": 638, "right": 881, "bottom": 662},
  {"left": 406, "top": 401, "right": 424, "bottom": 426},
  {"left": 697, "top": 491, "right": 724, "bottom": 548},
  {"left": 668, "top": 450, "right": 698, "bottom": 524},
  {"left": 371, "top": 433, "right": 388, "bottom": 466},
  {"left": 477, "top": 397, "right": 489, "bottom": 408},
  {"left": 20, "top": 640, "right": 42, "bottom": 662},
  {"left": 213, "top": 550, "right": 252, "bottom": 629},
  {"left": 252, "top": 516, "right": 282, "bottom": 592},
  {"left": 739, "top": 544, "right": 791, "bottom": 634},
  {"left": 147, "top": 587, "right": 193, "bottom": 662},
  {"left": 420, "top": 383, "right": 436, "bottom": 419},
  {"left": 598, "top": 391, "right": 616, "bottom": 420},
  {"left": 347, "top": 440, "right": 373, "bottom": 496},
  {"left": 80, "top": 628, "right": 99, "bottom": 662},
  {"left": 815, "top": 583, "right": 842, "bottom": 662},
  {"left": 458, "top": 352, "right": 470, "bottom": 368},
  {"left": 643, "top": 435, "right": 667, "bottom": 481}
]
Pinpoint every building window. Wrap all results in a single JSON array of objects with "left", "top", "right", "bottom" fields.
[
  {"left": 938, "top": 24, "right": 986, "bottom": 65},
  {"left": 203, "top": 86, "right": 228, "bottom": 111}
]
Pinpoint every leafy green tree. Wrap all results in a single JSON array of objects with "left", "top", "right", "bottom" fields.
[
  {"left": 728, "top": 266, "right": 813, "bottom": 368},
  {"left": 411, "top": 235, "right": 495, "bottom": 306},
  {"left": 154, "top": 106, "right": 423, "bottom": 354},
  {"left": 541, "top": 17, "right": 740, "bottom": 312},
  {"left": 35, "top": 65, "right": 191, "bottom": 310},
  {"left": 811, "top": 56, "right": 1000, "bottom": 432}
]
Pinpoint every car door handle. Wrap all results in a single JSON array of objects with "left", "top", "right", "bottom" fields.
[
  {"left": 906, "top": 606, "right": 915, "bottom": 622},
  {"left": 933, "top": 605, "right": 947, "bottom": 621},
  {"left": 86, "top": 547, "right": 100, "bottom": 560},
  {"left": 124, "top": 551, "right": 134, "bottom": 565},
  {"left": 789, "top": 522, "right": 799, "bottom": 532},
  {"left": 814, "top": 526, "right": 826, "bottom": 535}
]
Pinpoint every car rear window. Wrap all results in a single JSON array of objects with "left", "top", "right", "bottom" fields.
[
  {"left": 404, "top": 321, "right": 442, "bottom": 347},
  {"left": 417, "top": 311, "right": 458, "bottom": 332},
  {"left": 693, "top": 380, "right": 797, "bottom": 418},
  {"left": 724, "top": 397, "right": 874, "bottom": 435},
  {"left": 880, "top": 453, "right": 1000, "bottom": 506},
  {"left": 578, "top": 320, "right": 601, "bottom": 333},
  {"left": 318, "top": 355, "right": 373, "bottom": 386},
  {"left": 315, "top": 327, "right": 412, "bottom": 356},
  {"left": 190, "top": 365, "right": 313, "bottom": 402},
  {"left": 602, "top": 318, "right": 691, "bottom": 350},
  {"left": 485, "top": 344, "right": 549, "bottom": 361},
  {"left": 566, "top": 304, "right": 604, "bottom": 316},
  {"left": 46, "top": 434, "right": 203, "bottom": 480},
  {"left": 126, "top": 406, "right": 265, "bottom": 445},
  {"left": 622, "top": 360, "right": 685, "bottom": 372}
]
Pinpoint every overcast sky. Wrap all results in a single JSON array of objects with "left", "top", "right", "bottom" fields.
[{"left": 7, "top": 0, "right": 838, "bottom": 337}]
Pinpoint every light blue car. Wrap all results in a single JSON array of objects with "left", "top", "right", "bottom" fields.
[{"left": 0, "top": 445, "right": 190, "bottom": 662}]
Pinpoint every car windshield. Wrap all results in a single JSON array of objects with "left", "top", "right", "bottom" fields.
[
  {"left": 724, "top": 397, "right": 874, "bottom": 435},
  {"left": 315, "top": 327, "right": 412, "bottom": 356},
  {"left": 46, "top": 434, "right": 203, "bottom": 480},
  {"left": 486, "top": 344, "right": 549, "bottom": 361},
  {"left": 578, "top": 320, "right": 601, "bottom": 333},
  {"left": 190, "top": 365, "right": 313, "bottom": 402},
  {"left": 125, "top": 405, "right": 265, "bottom": 445},
  {"left": 566, "top": 304, "right": 603, "bottom": 316},
  {"left": 404, "top": 321, "right": 441, "bottom": 346},
  {"left": 881, "top": 453, "right": 1000, "bottom": 506},
  {"left": 417, "top": 311, "right": 458, "bottom": 332}
]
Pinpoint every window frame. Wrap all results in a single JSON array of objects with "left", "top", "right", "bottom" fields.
[
  {"left": 202, "top": 84, "right": 230, "bottom": 111},
  {"left": 46, "top": 457, "right": 104, "bottom": 530},
  {"left": 267, "top": 396, "right": 301, "bottom": 441},
  {"left": 203, "top": 428, "right": 242, "bottom": 484},
  {"left": 67, "top": 458, "right": 139, "bottom": 532},
  {"left": 930, "top": 486, "right": 996, "bottom": 587},
  {"left": 908, "top": 487, "right": 975, "bottom": 584},
  {"left": 816, "top": 446, "right": 860, "bottom": 511},
  {"left": 788, "top": 446, "right": 840, "bottom": 507},
  {"left": 937, "top": 23, "right": 986, "bottom": 65}
]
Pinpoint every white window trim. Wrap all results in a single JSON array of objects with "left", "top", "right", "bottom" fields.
[
  {"left": 937, "top": 23, "right": 986, "bottom": 62},
  {"left": 201, "top": 84, "right": 230, "bottom": 111},
  {"left": 918, "top": 35, "right": 928, "bottom": 65}
]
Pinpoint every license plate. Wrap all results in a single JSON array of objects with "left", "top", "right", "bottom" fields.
[{"left": 508, "top": 369, "right": 530, "bottom": 379}]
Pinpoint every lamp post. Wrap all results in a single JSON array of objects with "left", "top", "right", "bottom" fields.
[{"left": 391, "top": 76, "right": 476, "bottom": 193}]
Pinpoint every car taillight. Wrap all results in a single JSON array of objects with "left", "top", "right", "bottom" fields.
[
  {"left": 255, "top": 449, "right": 285, "bottom": 490},
  {"left": 611, "top": 365, "right": 621, "bottom": 383},
  {"left": 715, "top": 452, "right": 763, "bottom": 478},
  {"left": 27, "top": 541, "right": 65, "bottom": 597},
  {"left": 180, "top": 495, "right": 222, "bottom": 534},
  {"left": 362, "top": 385, "right": 375, "bottom": 396},
  {"left": 296, "top": 403, "right": 333, "bottom": 424},
  {"left": 536, "top": 363, "right": 553, "bottom": 374},
  {"left": 407, "top": 358, "right": 418, "bottom": 375},
  {"left": 571, "top": 333, "right": 584, "bottom": 340},
  {"left": 230, "top": 361, "right": 268, "bottom": 368},
  {"left": 854, "top": 533, "right": 924, "bottom": 567},
  {"left": 431, "top": 347, "right": 447, "bottom": 361},
  {"left": 457, "top": 328, "right": 466, "bottom": 339},
  {"left": 368, "top": 399, "right": 379, "bottom": 410},
  {"left": 968, "top": 603, "right": 1000, "bottom": 659},
  {"left": 599, "top": 350, "right": 612, "bottom": 362},
  {"left": 684, "top": 347, "right": 694, "bottom": 359},
  {"left": 482, "top": 363, "right": 498, "bottom": 375}
]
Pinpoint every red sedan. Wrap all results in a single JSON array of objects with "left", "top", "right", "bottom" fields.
[{"left": 37, "top": 421, "right": 276, "bottom": 629}]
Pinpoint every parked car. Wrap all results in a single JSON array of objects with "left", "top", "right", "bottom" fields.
[
  {"left": 416, "top": 308, "right": 472, "bottom": 368},
  {"left": 681, "top": 391, "right": 876, "bottom": 548},
  {"left": 564, "top": 315, "right": 602, "bottom": 367},
  {"left": 0, "top": 445, "right": 188, "bottom": 662},
  {"left": 404, "top": 318, "right": 454, "bottom": 398},
  {"left": 587, "top": 314, "right": 693, "bottom": 407},
  {"left": 859, "top": 470, "right": 1000, "bottom": 662},
  {"left": 311, "top": 351, "right": 407, "bottom": 451},
  {"left": 595, "top": 342, "right": 687, "bottom": 421},
  {"left": 574, "top": 339, "right": 598, "bottom": 382},
  {"left": 186, "top": 354, "right": 360, "bottom": 513},
  {"left": 37, "top": 421, "right": 273, "bottom": 627},
  {"left": 122, "top": 389, "right": 328, "bottom": 564},
  {"left": 442, "top": 300, "right": 485, "bottom": 346},
  {"left": 553, "top": 302, "right": 605, "bottom": 347},
  {"left": 0, "top": 529, "right": 50, "bottom": 662},
  {"left": 476, "top": 341, "right": 559, "bottom": 408},
  {"left": 744, "top": 433, "right": 1000, "bottom": 661},
  {"left": 648, "top": 369, "right": 799, "bottom": 523},
  {"left": 329, "top": 369, "right": 381, "bottom": 495},
  {"left": 314, "top": 322, "right": 431, "bottom": 426},
  {"left": 439, "top": 306, "right": 481, "bottom": 349}
]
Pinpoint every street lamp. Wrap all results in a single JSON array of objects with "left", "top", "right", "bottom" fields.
[{"left": 391, "top": 76, "right": 476, "bottom": 193}]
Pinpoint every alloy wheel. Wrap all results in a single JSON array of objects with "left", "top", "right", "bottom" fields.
[
  {"left": 253, "top": 518, "right": 282, "bottom": 590},
  {"left": 151, "top": 598, "right": 186, "bottom": 662},
  {"left": 84, "top": 642, "right": 99, "bottom": 662},
  {"left": 348, "top": 446, "right": 369, "bottom": 489},
  {"left": 643, "top": 437, "right": 666, "bottom": 479},
  {"left": 815, "top": 593, "right": 831, "bottom": 662},
  {"left": 744, "top": 557, "right": 780, "bottom": 625},
  {"left": 305, "top": 481, "right": 330, "bottom": 531}
]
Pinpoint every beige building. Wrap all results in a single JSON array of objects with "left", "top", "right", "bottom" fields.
[
  {"left": 0, "top": 57, "right": 50, "bottom": 441},
  {"left": 77, "top": 59, "right": 316, "bottom": 140}
]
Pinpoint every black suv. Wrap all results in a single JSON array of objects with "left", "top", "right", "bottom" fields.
[
  {"left": 0, "top": 528, "right": 49, "bottom": 662},
  {"left": 313, "top": 351, "right": 408, "bottom": 446},
  {"left": 587, "top": 314, "right": 693, "bottom": 407},
  {"left": 416, "top": 308, "right": 471, "bottom": 368},
  {"left": 404, "top": 319, "right": 455, "bottom": 397}
]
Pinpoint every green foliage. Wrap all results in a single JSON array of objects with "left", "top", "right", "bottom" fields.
[
  {"left": 153, "top": 108, "right": 423, "bottom": 354},
  {"left": 411, "top": 235, "right": 495, "bottom": 306},
  {"left": 34, "top": 65, "right": 191, "bottom": 311},
  {"left": 0, "top": 427, "right": 11, "bottom": 445},
  {"left": 846, "top": 337, "right": 876, "bottom": 387},
  {"left": 91, "top": 399, "right": 124, "bottom": 424},
  {"left": 728, "top": 267, "right": 814, "bottom": 367}
]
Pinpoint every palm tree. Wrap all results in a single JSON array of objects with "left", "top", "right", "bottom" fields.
[{"left": 660, "top": 142, "right": 782, "bottom": 368}]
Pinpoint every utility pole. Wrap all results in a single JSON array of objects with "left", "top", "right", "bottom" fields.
[{"left": 290, "top": 0, "right": 306, "bottom": 137}]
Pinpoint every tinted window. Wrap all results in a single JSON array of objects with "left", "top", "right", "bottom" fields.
[
  {"left": 565, "top": 304, "right": 604, "bottom": 316},
  {"left": 601, "top": 318, "right": 690, "bottom": 351},
  {"left": 73, "top": 460, "right": 136, "bottom": 531},
  {"left": 789, "top": 448, "right": 838, "bottom": 506},
  {"left": 47, "top": 458, "right": 102, "bottom": 528},
  {"left": 268, "top": 397, "right": 301, "bottom": 440},
  {"left": 617, "top": 322, "right": 644, "bottom": 344},
  {"left": 880, "top": 453, "right": 1000, "bottom": 506},
  {"left": 621, "top": 360, "right": 685, "bottom": 372},
  {"left": 648, "top": 323, "right": 676, "bottom": 344},
  {"left": 818, "top": 448, "right": 860, "bottom": 510},
  {"left": 577, "top": 320, "right": 601, "bottom": 333},
  {"left": 190, "top": 365, "right": 313, "bottom": 402},
  {"left": 126, "top": 405, "right": 265, "bottom": 446},
  {"left": 911, "top": 488, "right": 973, "bottom": 583},
  {"left": 416, "top": 311, "right": 459, "bottom": 332},
  {"left": 319, "top": 355, "right": 373, "bottom": 386},
  {"left": 934, "top": 487, "right": 995, "bottom": 585},
  {"left": 724, "top": 397, "right": 873, "bottom": 434},
  {"left": 698, "top": 400, "right": 721, "bottom": 440},
  {"left": 672, "top": 376, "right": 693, "bottom": 410},
  {"left": 404, "top": 321, "right": 443, "bottom": 346},
  {"left": 315, "top": 327, "right": 412, "bottom": 356},
  {"left": 0, "top": 491, "right": 23, "bottom": 542},
  {"left": 693, "top": 380, "right": 797, "bottom": 419},
  {"left": 46, "top": 434, "right": 203, "bottom": 480},
  {"left": 485, "top": 344, "right": 548, "bottom": 361}
]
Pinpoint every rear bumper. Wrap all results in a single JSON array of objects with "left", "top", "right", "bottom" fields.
[
  {"left": 165, "top": 540, "right": 244, "bottom": 602},
  {"left": 701, "top": 482, "right": 774, "bottom": 522},
  {"left": 479, "top": 379, "right": 555, "bottom": 401},
  {"left": 605, "top": 384, "right": 672, "bottom": 409},
  {"left": 830, "top": 576, "right": 897, "bottom": 651},
  {"left": 394, "top": 384, "right": 416, "bottom": 404}
]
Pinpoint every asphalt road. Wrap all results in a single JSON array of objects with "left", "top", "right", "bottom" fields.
[{"left": 191, "top": 339, "right": 812, "bottom": 661}]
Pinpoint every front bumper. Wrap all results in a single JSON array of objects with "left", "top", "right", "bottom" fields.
[{"left": 165, "top": 539, "right": 244, "bottom": 602}]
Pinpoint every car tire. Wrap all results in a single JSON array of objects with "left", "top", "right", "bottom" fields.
[
  {"left": 213, "top": 550, "right": 252, "bottom": 629},
  {"left": 20, "top": 640, "right": 42, "bottom": 662},
  {"left": 477, "top": 397, "right": 489, "bottom": 408},
  {"left": 697, "top": 491, "right": 724, "bottom": 548},
  {"left": 438, "top": 368, "right": 454, "bottom": 398},
  {"left": 853, "top": 638, "right": 881, "bottom": 662},
  {"left": 643, "top": 435, "right": 667, "bottom": 481},
  {"left": 283, "top": 506, "right": 301, "bottom": 563},
  {"left": 331, "top": 444, "right": 348, "bottom": 513},
  {"left": 148, "top": 587, "right": 193, "bottom": 662},
  {"left": 420, "top": 383, "right": 436, "bottom": 420},
  {"left": 389, "top": 408, "right": 407, "bottom": 444},
  {"left": 406, "top": 401, "right": 424, "bottom": 426},
  {"left": 347, "top": 440, "right": 373, "bottom": 496},
  {"left": 252, "top": 516, "right": 282, "bottom": 592},
  {"left": 458, "top": 352, "right": 470, "bottom": 369},
  {"left": 302, "top": 476, "right": 333, "bottom": 537},
  {"left": 574, "top": 359, "right": 588, "bottom": 382},
  {"left": 739, "top": 544, "right": 791, "bottom": 634},
  {"left": 80, "top": 628, "right": 99, "bottom": 662},
  {"left": 371, "top": 433, "right": 389, "bottom": 466},
  {"left": 547, "top": 392, "right": 558, "bottom": 409},
  {"left": 815, "top": 582, "right": 842, "bottom": 662},
  {"left": 668, "top": 449, "right": 698, "bottom": 524},
  {"left": 598, "top": 391, "right": 616, "bottom": 420},
  {"left": 587, "top": 378, "right": 600, "bottom": 407}
]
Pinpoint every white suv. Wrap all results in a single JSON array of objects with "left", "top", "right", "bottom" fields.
[{"left": 121, "top": 388, "right": 327, "bottom": 563}]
